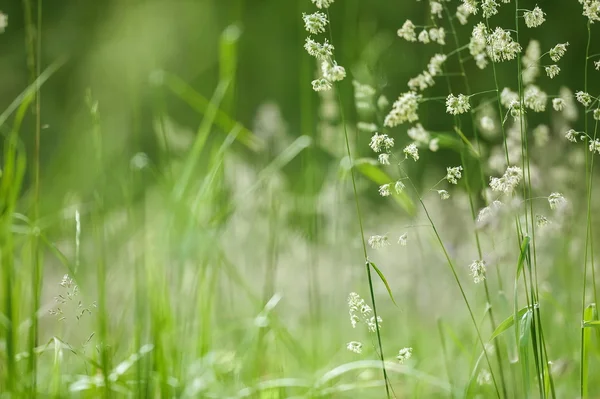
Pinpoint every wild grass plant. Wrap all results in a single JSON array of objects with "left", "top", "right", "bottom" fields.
[{"left": 0, "top": 0, "right": 600, "bottom": 398}]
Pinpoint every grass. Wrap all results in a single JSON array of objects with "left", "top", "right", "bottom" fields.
[{"left": 1, "top": 0, "right": 600, "bottom": 398}]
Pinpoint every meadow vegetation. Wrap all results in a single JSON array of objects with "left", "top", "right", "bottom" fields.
[{"left": 1, "top": 0, "right": 600, "bottom": 397}]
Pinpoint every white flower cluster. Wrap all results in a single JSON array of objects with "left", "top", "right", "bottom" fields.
[
  {"left": 379, "top": 181, "right": 405, "bottom": 197},
  {"left": 446, "top": 166, "right": 463, "bottom": 184},
  {"left": 302, "top": 4, "right": 346, "bottom": 91},
  {"left": 477, "top": 200, "right": 504, "bottom": 227},
  {"left": 548, "top": 192, "right": 567, "bottom": 210},
  {"left": 524, "top": 6, "right": 546, "bottom": 28},
  {"left": 545, "top": 65, "right": 560, "bottom": 79},
  {"left": 565, "top": 129, "right": 578, "bottom": 142},
  {"left": 489, "top": 166, "right": 523, "bottom": 194},
  {"left": 397, "top": 20, "right": 445, "bottom": 45},
  {"left": 311, "top": 0, "right": 334, "bottom": 8},
  {"left": 469, "top": 260, "right": 487, "bottom": 284},
  {"left": 404, "top": 143, "right": 420, "bottom": 161},
  {"left": 487, "top": 27, "right": 522, "bottom": 63},
  {"left": 481, "top": 0, "right": 500, "bottom": 18},
  {"left": 595, "top": 60, "right": 600, "bottom": 70},
  {"left": 368, "top": 234, "right": 390, "bottom": 249},
  {"left": 522, "top": 40, "right": 541, "bottom": 84},
  {"left": 579, "top": 0, "right": 600, "bottom": 22},
  {"left": 575, "top": 91, "right": 592, "bottom": 107},
  {"left": 524, "top": 85, "right": 547, "bottom": 112},
  {"left": 384, "top": 92, "right": 422, "bottom": 127},
  {"left": 446, "top": 94, "right": 471, "bottom": 115},
  {"left": 397, "top": 347, "right": 413, "bottom": 363},
  {"left": 408, "top": 54, "right": 447, "bottom": 92},
  {"left": 549, "top": 43, "right": 569, "bottom": 62}
]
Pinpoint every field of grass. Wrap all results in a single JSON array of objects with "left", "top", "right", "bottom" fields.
[{"left": 1, "top": 0, "right": 600, "bottom": 398}]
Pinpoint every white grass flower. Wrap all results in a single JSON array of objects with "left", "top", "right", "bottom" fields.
[
  {"left": 431, "top": 1, "right": 443, "bottom": 18},
  {"left": 536, "top": 214, "right": 550, "bottom": 227},
  {"left": 533, "top": 124, "right": 549, "bottom": 147},
  {"left": 304, "top": 37, "right": 334, "bottom": 60},
  {"left": 367, "top": 316, "right": 382, "bottom": 332},
  {"left": 404, "top": 143, "right": 419, "bottom": 161},
  {"left": 302, "top": 12, "right": 328, "bottom": 34},
  {"left": 446, "top": 166, "right": 463, "bottom": 184},
  {"left": 549, "top": 43, "right": 569, "bottom": 62},
  {"left": 379, "top": 184, "right": 392, "bottom": 197},
  {"left": 545, "top": 65, "right": 560, "bottom": 79},
  {"left": 0, "top": 12, "right": 6, "bottom": 33},
  {"left": 348, "top": 292, "right": 373, "bottom": 329},
  {"left": 500, "top": 88, "right": 519, "bottom": 108},
  {"left": 408, "top": 71, "right": 435, "bottom": 92},
  {"left": 580, "top": 0, "right": 600, "bottom": 22},
  {"left": 397, "top": 20, "right": 417, "bottom": 42},
  {"left": 378, "top": 153, "right": 390, "bottom": 165},
  {"left": 438, "top": 190, "right": 450, "bottom": 200},
  {"left": 594, "top": 109, "right": 600, "bottom": 120},
  {"left": 397, "top": 347, "right": 413, "bottom": 363},
  {"left": 469, "top": 23, "right": 488, "bottom": 69},
  {"left": 482, "top": 0, "right": 499, "bottom": 18},
  {"left": 311, "top": 0, "right": 334, "bottom": 9},
  {"left": 480, "top": 116, "right": 495, "bottom": 132},
  {"left": 560, "top": 87, "right": 579, "bottom": 121},
  {"left": 524, "top": 6, "right": 545, "bottom": 28},
  {"left": 429, "top": 138, "right": 440, "bottom": 152},
  {"left": 407, "top": 123, "right": 430, "bottom": 144},
  {"left": 456, "top": 4, "right": 471, "bottom": 25},
  {"left": 595, "top": 60, "right": 600, "bottom": 70},
  {"left": 357, "top": 122, "right": 378, "bottom": 133},
  {"left": 524, "top": 85, "right": 547, "bottom": 112},
  {"left": 418, "top": 30, "right": 430, "bottom": 44},
  {"left": 548, "top": 192, "right": 567, "bottom": 210},
  {"left": 477, "top": 369, "right": 492, "bottom": 385},
  {"left": 427, "top": 54, "right": 447, "bottom": 76},
  {"left": 369, "top": 133, "right": 395, "bottom": 153},
  {"left": 322, "top": 61, "right": 346, "bottom": 82},
  {"left": 377, "top": 95, "right": 390, "bottom": 110},
  {"left": 368, "top": 235, "right": 390, "bottom": 249},
  {"left": 576, "top": 91, "right": 593, "bottom": 107},
  {"left": 488, "top": 27, "right": 522, "bottom": 62},
  {"left": 395, "top": 180, "right": 406, "bottom": 193},
  {"left": 446, "top": 94, "right": 471, "bottom": 115},
  {"left": 477, "top": 201, "right": 504, "bottom": 226},
  {"left": 565, "top": 129, "right": 578, "bottom": 142},
  {"left": 490, "top": 166, "right": 523, "bottom": 194},
  {"left": 509, "top": 100, "right": 524, "bottom": 118},
  {"left": 469, "top": 260, "right": 487, "bottom": 283},
  {"left": 590, "top": 139, "right": 600, "bottom": 154},
  {"left": 462, "top": 0, "right": 479, "bottom": 14},
  {"left": 522, "top": 40, "right": 541, "bottom": 84},
  {"left": 384, "top": 92, "right": 422, "bottom": 127},
  {"left": 312, "top": 78, "right": 332, "bottom": 92},
  {"left": 429, "top": 27, "right": 446, "bottom": 45},
  {"left": 347, "top": 341, "right": 363, "bottom": 354},
  {"left": 398, "top": 233, "right": 408, "bottom": 246},
  {"left": 553, "top": 98, "right": 565, "bottom": 111}
]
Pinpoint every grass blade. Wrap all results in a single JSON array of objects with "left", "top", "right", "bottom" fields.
[{"left": 368, "top": 261, "right": 397, "bottom": 307}]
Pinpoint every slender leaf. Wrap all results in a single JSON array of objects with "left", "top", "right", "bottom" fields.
[
  {"left": 368, "top": 261, "right": 397, "bottom": 307},
  {"left": 489, "top": 306, "right": 531, "bottom": 341}
]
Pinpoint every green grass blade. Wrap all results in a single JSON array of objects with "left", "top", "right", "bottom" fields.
[
  {"left": 368, "top": 261, "right": 397, "bottom": 307},
  {"left": 519, "top": 309, "right": 533, "bottom": 398},
  {"left": 582, "top": 303, "right": 596, "bottom": 397},
  {"left": 158, "top": 72, "right": 263, "bottom": 151},
  {"left": 489, "top": 306, "right": 530, "bottom": 341}
]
